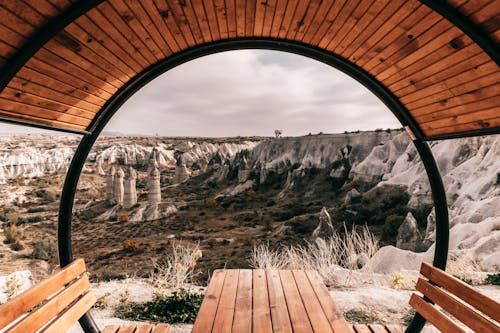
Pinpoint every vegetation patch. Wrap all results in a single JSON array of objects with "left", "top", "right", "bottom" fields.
[
  {"left": 31, "top": 240, "right": 58, "bottom": 262},
  {"left": 115, "top": 290, "right": 203, "bottom": 323},
  {"left": 485, "top": 273, "right": 500, "bottom": 286}
]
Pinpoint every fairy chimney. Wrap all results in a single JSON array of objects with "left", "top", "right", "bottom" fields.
[{"left": 123, "top": 167, "right": 137, "bottom": 209}]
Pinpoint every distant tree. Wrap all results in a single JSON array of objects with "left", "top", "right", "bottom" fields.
[{"left": 274, "top": 129, "right": 282, "bottom": 138}]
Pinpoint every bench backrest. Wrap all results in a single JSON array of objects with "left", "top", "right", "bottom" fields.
[
  {"left": 0, "top": 259, "right": 96, "bottom": 333},
  {"left": 410, "top": 262, "right": 500, "bottom": 333}
]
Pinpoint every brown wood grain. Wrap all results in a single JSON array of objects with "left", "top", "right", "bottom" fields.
[
  {"left": 192, "top": 269, "right": 227, "bottom": 333},
  {"left": 409, "top": 294, "right": 466, "bottom": 333},
  {"left": 0, "top": 259, "right": 86, "bottom": 329},
  {"left": 266, "top": 270, "right": 293, "bottom": 333},
  {"left": 42, "top": 292, "right": 96, "bottom": 333},
  {"left": 252, "top": 269, "right": 273, "bottom": 333},
  {"left": 152, "top": 323, "right": 171, "bottom": 333},
  {"left": 279, "top": 270, "right": 313, "bottom": 333},
  {"left": 232, "top": 269, "right": 252, "bottom": 333}
]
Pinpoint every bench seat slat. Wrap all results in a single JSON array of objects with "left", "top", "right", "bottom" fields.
[
  {"left": 7, "top": 275, "right": 90, "bottom": 333},
  {"left": 42, "top": 291, "right": 96, "bottom": 333},
  {"left": 409, "top": 294, "right": 466, "bottom": 333},
  {"left": 416, "top": 278, "right": 498, "bottom": 333},
  {"left": 420, "top": 262, "right": 500, "bottom": 322},
  {"left": 152, "top": 323, "right": 171, "bottom": 333},
  {"left": 102, "top": 325, "right": 120, "bottom": 333},
  {"left": 0, "top": 259, "right": 86, "bottom": 329},
  {"left": 134, "top": 324, "right": 154, "bottom": 333},
  {"left": 117, "top": 326, "right": 136, "bottom": 333},
  {"left": 352, "top": 324, "right": 372, "bottom": 333}
]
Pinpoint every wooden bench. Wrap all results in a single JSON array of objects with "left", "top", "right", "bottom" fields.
[
  {"left": 192, "top": 269, "right": 403, "bottom": 333},
  {"left": 0, "top": 259, "right": 170, "bottom": 333},
  {"left": 410, "top": 262, "right": 500, "bottom": 333}
]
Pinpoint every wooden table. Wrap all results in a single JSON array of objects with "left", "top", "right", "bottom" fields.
[{"left": 192, "top": 269, "right": 351, "bottom": 333}]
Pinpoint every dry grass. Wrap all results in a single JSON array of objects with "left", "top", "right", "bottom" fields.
[
  {"left": 249, "top": 224, "right": 379, "bottom": 286},
  {"left": 446, "top": 254, "right": 482, "bottom": 285},
  {"left": 151, "top": 241, "right": 202, "bottom": 294}
]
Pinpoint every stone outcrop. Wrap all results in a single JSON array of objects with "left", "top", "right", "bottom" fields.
[
  {"left": 312, "top": 207, "right": 335, "bottom": 240},
  {"left": 147, "top": 162, "right": 161, "bottom": 204},
  {"left": 123, "top": 167, "right": 137, "bottom": 209},
  {"left": 396, "top": 212, "right": 421, "bottom": 251},
  {"left": 105, "top": 166, "right": 115, "bottom": 202},
  {"left": 112, "top": 167, "right": 124, "bottom": 206},
  {"left": 173, "top": 164, "right": 190, "bottom": 184}
]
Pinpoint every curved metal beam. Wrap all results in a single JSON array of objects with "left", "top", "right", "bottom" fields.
[
  {"left": 59, "top": 38, "right": 449, "bottom": 333},
  {"left": 418, "top": 0, "right": 500, "bottom": 66}
]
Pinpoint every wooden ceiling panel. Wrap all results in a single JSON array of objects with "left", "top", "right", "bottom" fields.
[{"left": 0, "top": 0, "right": 497, "bottom": 138}]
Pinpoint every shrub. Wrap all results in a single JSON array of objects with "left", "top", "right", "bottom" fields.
[
  {"left": 403, "top": 309, "right": 417, "bottom": 326},
  {"left": 446, "top": 254, "right": 482, "bottom": 285},
  {"left": 31, "top": 240, "right": 57, "bottom": 262},
  {"left": 123, "top": 239, "right": 142, "bottom": 253},
  {"left": 27, "top": 215, "right": 43, "bottom": 223},
  {"left": 10, "top": 241, "right": 24, "bottom": 251},
  {"left": 204, "top": 197, "right": 217, "bottom": 207},
  {"left": 94, "top": 292, "right": 111, "bottom": 309},
  {"left": 116, "top": 289, "right": 203, "bottom": 323},
  {"left": 4, "top": 275, "right": 21, "bottom": 301},
  {"left": 383, "top": 214, "right": 405, "bottom": 239},
  {"left": 116, "top": 212, "right": 129, "bottom": 222},
  {"left": 485, "top": 273, "right": 500, "bottom": 286},
  {"left": 151, "top": 242, "right": 202, "bottom": 292},
  {"left": 3, "top": 224, "right": 21, "bottom": 244}
]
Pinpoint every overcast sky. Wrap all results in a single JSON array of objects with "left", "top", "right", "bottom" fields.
[{"left": 0, "top": 50, "right": 400, "bottom": 137}]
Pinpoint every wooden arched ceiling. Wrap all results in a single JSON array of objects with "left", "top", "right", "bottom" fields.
[{"left": 0, "top": 0, "right": 498, "bottom": 139}]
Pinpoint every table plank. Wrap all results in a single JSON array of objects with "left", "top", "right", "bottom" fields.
[
  {"left": 212, "top": 269, "right": 239, "bottom": 332},
  {"left": 293, "top": 270, "right": 334, "bottom": 333},
  {"left": 192, "top": 269, "right": 227, "bottom": 333},
  {"left": 305, "top": 270, "right": 352, "bottom": 332},
  {"left": 232, "top": 269, "right": 252, "bottom": 333},
  {"left": 279, "top": 270, "right": 314, "bottom": 333},
  {"left": 253, "top": 269, "right": 273, "bottom": 333},
  {"left": 266, "top": 270, "right": 293, "bottom": 333}
]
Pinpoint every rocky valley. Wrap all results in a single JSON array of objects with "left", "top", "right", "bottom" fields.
[{"left": 0, "top": 131, "right": 498, "bottom": 286}]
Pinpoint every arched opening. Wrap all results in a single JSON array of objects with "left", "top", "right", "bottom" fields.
[{"left": 56, "top": 39, "right": 449, "bottom": 332}]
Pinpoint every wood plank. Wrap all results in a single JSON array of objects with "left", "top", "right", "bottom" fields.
[
  {"left": 415, "top": 95, "right": 500, "bottom": 123},
  {"left": 422, "top": 109, "right": 499, "bottom": 131},
  {"left": 132, "top": 0, "right": 174, "bottom": 54},
  {"left": 425, "top": 116, "right": 500, "bottom": 137},
  {"left": 111, "top": 0, "right": 166, "bottom": 60},
  {"left": 214, "top": 0, "right": 229, "bottom": 39},
  {"left": 266, "top": 270, "right": 292, "bottom": 333},
  {"left": 225, "top": 0, "right": 237, "bottom": 38},
  {"left": 279, "top": 270, "right": 313, "bottom": 333},
  {"left": 305, "top": 270, "right": 351, "bottom": 332},
  {"left": 192, "top": 269, "right": 227, "bottom": 333},
  {"left": 2, "top": 87, "right": 96, "bottom": 119},
  {"left": 253, "top": 269, "right": 273, "bottom": 333},
  {"left": 232, "top": 269, "right": 252, "bottom": 333},
  {"left": 191, "top": 0, "right": 213, "bottom": 42},
  {"left": 409, "top": 294, "right": 466, "bottom": 333},
  {"left": 0, "top": 110, "right": 87, "bottom": 132},
  {"left": 293, "top": 270, "right": 333, "bottom": 333},
  {"left": 416, "top": 278, "right": 497, "bottom": 333},
  {"left": 152, "top": 0, "right": 189, "bottom": 50},
  {"left": 320, "top": 0, "right": 361, "bottom": 50},
  {"left": 369, "top": 324, "right": 390, "bottom": 333},
  {"left": 385, "top": 324, "right": 404, "bottom": 333},
  {"left": 0, "top": 259, "right": 86, "bottom": 329},
  {"left": 420, "top": 262, "right": 500, "bottom": 322},
  {"left": 135, "top": 324, "right": 154, "bottom": 333},
  {"left": 245, "top": 0, "right": 256, "bottom": 36},
  {"left": 331, "top": 0, "right": 386, "bottom": 55},
  {"left": 7, "top": 275, "right": 90, "bottom": 333},
  {"left": 311, "top": 0, "right": 347, "bottom": 46},
  {"left": 0, "top": 6, "right": 36, "bottom": 39},
  {"left": 141, "top": 0, "right": 182, "bottom": 53},
  {"left": 301, "top": 0, "right": 333, "bottom": 44},
  {"left": 403, "top": 70, "right": 499, "bottom": 108},
  {"left": 212, "top": 269, "right": 239, "bottom": 333},
  {"left": 352, "top": 324, "right": 372, "bottom": 333},
  {"left": 117, "top": 326, "right": 136, "bottom": 333},
  {"left": 235, "top": 0, "right": 246, "bottom": 38},
  {"left": 261, "top": 0, "right": 277, "bottom": 37},
  {"left": 253, "top": 0, "right": 267, "bottom": 36},
  {"left": 278, "top": 0, "right": 299, "bottom": 39},
  {"left": 152, "top": 323, "right": 171, "bottom": 333},
  {"left": 177, "top": 1, "right": 204, "bottom": 44},
  {"left": 42, "top": 292, "right": 96, "bottom": 333},
  {"left": 95, "top": 2, "right": 157, "bottom": 65},
  {"left": 359, "top": 4, "right": 432, "bottom": 69},
  {"left": 287, "top": 0, "right": 310, "bottom": 40},
  {"left": 270, "top": 0, "right": 289, "bottom": 38},
  {"left": 102, "top": 325, "right": 120, "bottom": 333},
  {"left": 203, "top": 0, "right": 221, "bottom": 40},
  {"left": 294, "top": 0, "right": 322, "bottom": 42}
]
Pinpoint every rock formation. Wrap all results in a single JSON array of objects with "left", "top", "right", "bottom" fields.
[
  {"left": 105, "top": 166, "right": 115, "bottom": 202},
  {"left": 173, "top": 164, "right": 190, "bottom": 184},
  {"left": 113, "top": 167, "right": 124, "bottom": 206},
  {"left": 312, "top": 207, "right": 335, "bottom": 240},
  {"left": 147, "top": 161, "right": 161, "bottom": 204},
  {"left": 396, "top": 212, "right": 421, "bottom": 251},
  {"left": 123, "top": 167, "right": 137, "bottom": 209}
]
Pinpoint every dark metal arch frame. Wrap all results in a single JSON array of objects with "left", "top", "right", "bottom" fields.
[{"left": 56, "top": 38, "right": 449, "bottom": 333}]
